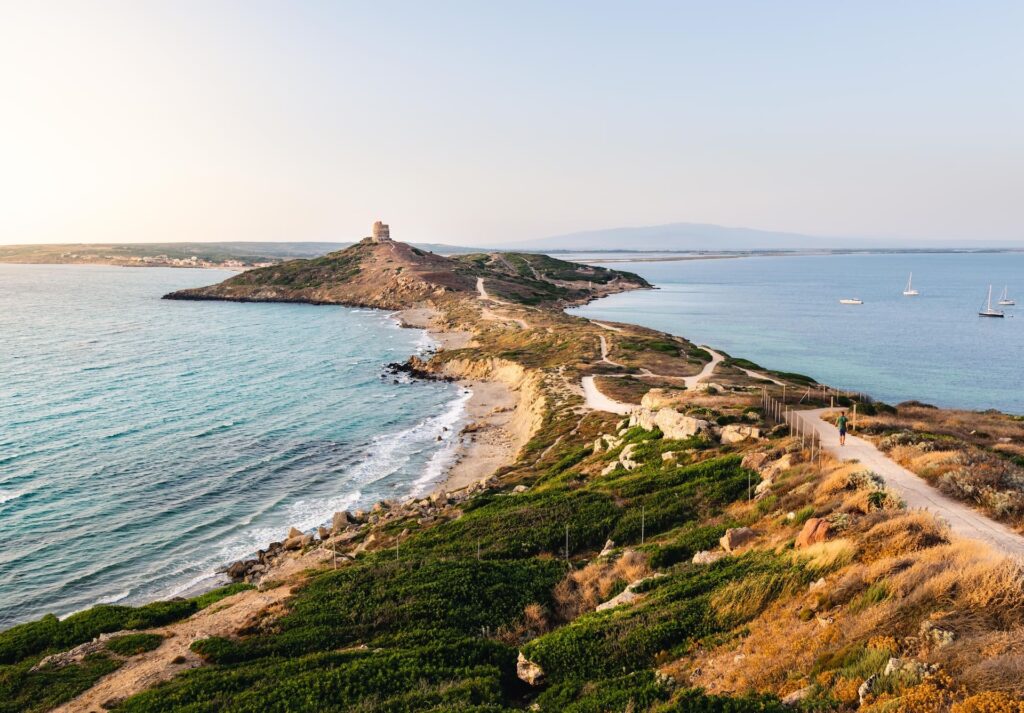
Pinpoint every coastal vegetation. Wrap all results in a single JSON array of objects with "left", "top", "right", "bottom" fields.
[{"left": 13, "top": 239, "right": 1024, "bottom": 712}]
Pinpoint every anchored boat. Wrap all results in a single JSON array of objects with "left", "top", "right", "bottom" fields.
[
  {"left": 903, "top": 273, "right": 919, "bottom": 296},
  {"left": 839, "top": 298, "right": 864, "bottom": 305},
  {"left": 980, "top": 285, "right": 1005, "bottom": 318},
  {"left": 997, "top": 286, "right": 1015, "bottom": 306}
]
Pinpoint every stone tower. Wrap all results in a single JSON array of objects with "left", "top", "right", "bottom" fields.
[{"left": 371, "top": 220, "right": 391, "bottom": 242}]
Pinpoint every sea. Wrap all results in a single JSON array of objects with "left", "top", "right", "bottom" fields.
[
  {"left": 570, "top": 251, "right": 1024, "bottom": 414},
  {"left": 0, "top": 264, "right": 468, "bottom": 628}
]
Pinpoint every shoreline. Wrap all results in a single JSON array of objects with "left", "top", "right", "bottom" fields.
[
  {"left": 396, "top": 306, "right": 532, "bottom": 496},
  {"left": 164, "top": 305, "right": 528, "bottom": 606},
  {"left": 50, "top": 303, "right": 521, "bottom": 622}
]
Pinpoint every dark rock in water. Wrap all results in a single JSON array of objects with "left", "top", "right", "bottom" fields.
[
  {"left": 384, "top": 360, "right": 454, "bottom": 382},
  {"left": 226, "top": 560, "right": 255, "bottom": 580}
]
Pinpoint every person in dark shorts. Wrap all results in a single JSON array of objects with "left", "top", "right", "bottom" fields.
[{"left": 836, "top": 411, "right": 849, "bottom": 446}]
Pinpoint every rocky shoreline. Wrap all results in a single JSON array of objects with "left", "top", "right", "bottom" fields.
[{"left": 218, "top": 307, "right": 542, "bottom": 588}]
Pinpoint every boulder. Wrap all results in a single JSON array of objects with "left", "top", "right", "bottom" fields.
[
  {"left": 883, "top": 657, "right": 934, "bottom": 680},
  {"left": 629, "top": 408, "right": 658, "bottom": 431},
  {"left": 282, "top": 535, "right": 304, "bottom": 551},
  {"left": 654, "top": 409, "right": 713, "bottom": 440},
  {"left": 720, "top": 424, "right": 762, "bottom": 445},
  {"left": 795, "top": 518, "right": 830, "bottom": 549},
  {"left": 513, "top": 484, "right": 528, "bottom": 493},
  {"left": 300, "top": 534, "right": 314, "bottom": 547},
  {"left": 661, "top": 451, "right": 677, "bottom": 462},
  {"left": 858, "top": 674, "right": 878, "bottom": 706},
  {"left": 599, "top": 539, "right": 616, "bottom": 557},
  {"left": 741, "top": 451, "right": 771, "bottom": 472},
  {"left": 595, "top": 573, "right": 666, "bottom": 612},
  {"left": 602, "top": 435, "right": 623, "bottom": 450},
  {"left": 516, "top": 652, "right": 545, "bottom": 686},
  {"left": 287, "top": 526, "right": 303, "bottom": 539},
  {"left": 782, "top": 686, "right": 813, "bottom": 706},
  {"left": 764, "top": 453, "right": 800, "bottom": 479},
  {"left": 226, "top": 560, "right": 253, "bottom": 580},
  {"left": 692, "top": 550, "right": 726, "bottom": 565},
  {"left": 593, "top": 437, "right": 605, "bottom": 454},
  {"left": 719, "top": 527, "right": 757, "bottom": 553},
  {"left": 754, "top": 478, "right": 773, "bottom": 498},
  {"left": 318, "top": 526, "right": 332, "bottom": 540},
  {"left": 619, "top": 443, "right": 641, "bottom": 470},
  {"left": 600, "top": 461, "right": 619, "bottom": 476},
  {"left": 641, "top": 388, "right": 688, "bottom": 410},
  {"left": 331, "top": 511, "right": 352, "bottom": 531},
  {"left": 920, "top": 621, "right": 956, "bottom": 648}
]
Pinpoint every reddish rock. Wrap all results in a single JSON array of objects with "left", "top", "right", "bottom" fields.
[{"left": 795, "top": 518, "right": 830, "bottom": 548}]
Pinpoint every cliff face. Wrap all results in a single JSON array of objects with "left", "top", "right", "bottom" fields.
[{"left": 163, "top": 239, "right": 650, "bottom": 309}]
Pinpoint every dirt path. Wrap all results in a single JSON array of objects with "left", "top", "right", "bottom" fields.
[
  {"left": 580, "top": 375, "right": 633, "bottom": 415},
  {"left": 598, "top": 334, "right": 625, "bottom": 368},
  {"left": 682, "top": 347, "right": 725, "bottom": 389},
  {"left": 50, "top": 575, "right": 309, "bottom": 713},
  {"left": 737, "top": 366, "right": 785, "bottom": 385},
  {"left": 796, "top": 408, "right": 1024, "bottom": 559},
  {"left": 580, "top": 344, "right": 726, "bottom": 415}
]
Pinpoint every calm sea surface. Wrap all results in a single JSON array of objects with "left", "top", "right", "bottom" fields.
[
  {"left": 570, "top": 252, "right": 1024, "bottom": 414},
  {"left": 0, "top": 265, "right": 466, "bottom": 627}
]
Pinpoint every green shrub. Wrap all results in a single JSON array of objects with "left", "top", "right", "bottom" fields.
[
  {"left": 523, "top": 554, "right": 804, "bottom": 682},
  {"left": 405, "top": 490, "right": 620, "bottom": 559},
  {"left": 537, "top": 670, "right": 672, "bottom": 712},
  {"left": 648, "top": 524, "right": 730, "bottom": 569}
]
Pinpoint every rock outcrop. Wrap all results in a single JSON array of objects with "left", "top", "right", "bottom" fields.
[
  {"left": 795, "top": 518, "right": 830, "bottom": 548},
  {"left": 720, "top": 424, "right": 761, "bottom": 444},
  {"left": 719, "top": 527, "right": 757, "bottom": 553},
  {"left": 516, "top": 651, "right": 545, "bottom": 686},
  {"left": 629, "top": 407, "right": 713, "bottom": 441}
]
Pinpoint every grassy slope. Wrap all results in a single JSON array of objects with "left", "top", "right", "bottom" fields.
[{"left": 7, "top": 265, "right": 1024, "bottom": 712}]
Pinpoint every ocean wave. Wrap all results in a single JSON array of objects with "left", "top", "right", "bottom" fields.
[
  {"left": 190, "top": 420, "right": 239, "bottom": 438},
  {"left": 0, "top": 489, "right": 25, "bottom": 505}
]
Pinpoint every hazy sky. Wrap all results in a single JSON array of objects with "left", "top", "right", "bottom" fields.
[{"left": 2, "top": 1, "right": 1022, "bottom": 246}]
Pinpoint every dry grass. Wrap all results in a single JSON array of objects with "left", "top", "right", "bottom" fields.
[
  {"left": 552, "top": 548, "right": 650, "bottom": 621},
  {"left": 792, "top": 538, "right": 857, "bottom": 573}
]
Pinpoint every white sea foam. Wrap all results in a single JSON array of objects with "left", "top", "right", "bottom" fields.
[{"left": 0, "top": 490, "right": 22, "bottom": 505}]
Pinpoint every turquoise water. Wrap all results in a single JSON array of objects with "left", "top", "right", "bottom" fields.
[
  {"left": 0, "top": 265, "right": 467, "bottom": 627},
  {"left": 570, "top": 252, "right": 1024, "bottom": 414}
]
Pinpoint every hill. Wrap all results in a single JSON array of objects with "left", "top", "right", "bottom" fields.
[{"left": 164, "top": 238, "right": 650, "bottom": 309}]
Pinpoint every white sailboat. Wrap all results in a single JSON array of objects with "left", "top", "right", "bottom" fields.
[
  {"left": 997, "top": 286, "right": 1015, "bottom": 306},
  {"left": 902, "top": 273, "right": 919, "bottom": 296},
  {"left": 979, "top": 285, "right": 1005, "bottom": 318},
  {"left": 839, "top": 298, "right": 863, "bottom": 305}
]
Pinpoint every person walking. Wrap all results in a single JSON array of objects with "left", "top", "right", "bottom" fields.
[{"left": 836, "top": 411, "right": 849, "bottom": 446}]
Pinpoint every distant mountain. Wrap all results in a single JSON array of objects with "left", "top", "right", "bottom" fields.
[{"left": 502, "top": 222, "right": 845, "bottom": 252}]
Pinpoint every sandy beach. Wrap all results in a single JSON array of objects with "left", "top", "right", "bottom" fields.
[{"left": 397, "top": 306, "right": 532, "bottom": 494}]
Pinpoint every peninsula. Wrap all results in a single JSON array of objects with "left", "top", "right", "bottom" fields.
[{"left": 6, "top": 228, "right": 1024, "bottom": 713}]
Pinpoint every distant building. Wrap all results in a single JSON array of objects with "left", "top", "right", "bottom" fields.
[{"left": 371, "top": 220, "right": 391, "bottom": 242}]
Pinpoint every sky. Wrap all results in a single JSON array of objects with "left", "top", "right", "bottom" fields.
[{"left": 1, "top": 1, "right": 1022, "bottom": 247}]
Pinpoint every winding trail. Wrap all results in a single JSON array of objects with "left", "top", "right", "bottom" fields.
[
  {"left": 581, "top": 337, "right": 726, "bottom": 414},
  {"left": 475, "top": 277, "right": 530, "bottom": 329},
  {"left": 796, "top": 408, "right": 1024, "bottom": 559},
  {"left": 682, "top": 348, "right": 725, "bottom": 390},
  {"left": 580, "top": 376, "right": 633, "bottom": 415}
]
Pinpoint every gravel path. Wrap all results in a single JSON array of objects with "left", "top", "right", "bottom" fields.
[{"left": 796, "top": 408, "right": 1024, "bottom": 559}]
